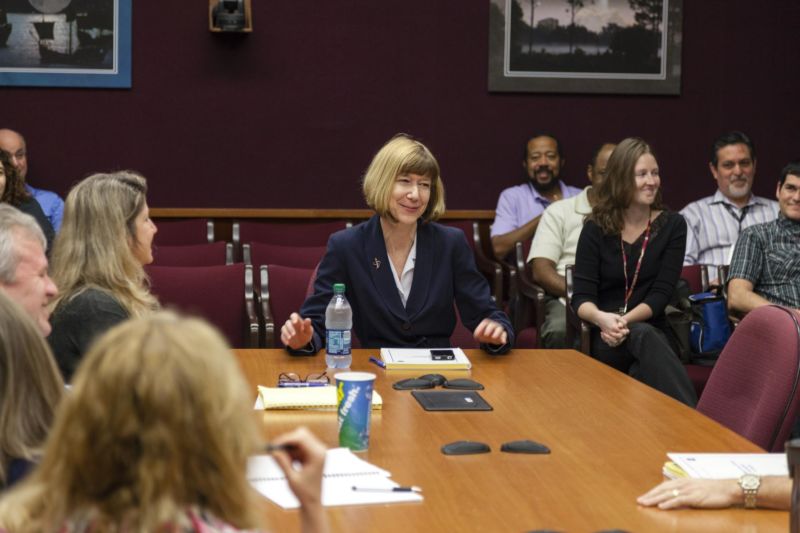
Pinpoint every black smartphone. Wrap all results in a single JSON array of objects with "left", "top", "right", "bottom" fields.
[{"left": 431, "top": 349, "right": 455, "bottom": 361}]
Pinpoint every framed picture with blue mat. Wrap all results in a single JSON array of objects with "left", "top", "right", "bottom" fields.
[{"left": 0, "top": 0, "right": 131, "bottom": 88}]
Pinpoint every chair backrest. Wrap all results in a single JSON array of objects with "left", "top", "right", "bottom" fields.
[
  {"left": 441, "top": 220, "right": 478, "bottom": 251},
  {"left": 680, "top": 264, "right": 709, "bottom": 294},
  {"left": 442, "top": 220, "right": 504, "bottom": 303},
  {"left": 299, "top": 263, "right": 363, "bottom": 349},
  {"left": 697, "top": 305, "right": 800, "bottom": 451},
  {"left": 564, "top": 264, "right": 591, "bottom": 354},
  {"left": 450, "top": 306, "right": 480, "bottom": 349},
  {"left": 306, "top": 262, "right": 320, "bottom": 298},
  {"left": 244, "top": 242, "right": 326, "bottom": 269},
  {"left": 152, "top": 219, "right": 214, "bottom": 246},
  {"left": 718, "top": 264, "right": 731, "bottom": 299},
  {"left": 521, "top": 238, "right": 532, "bottom": 263},
  {"left": 260, "top": 264, "right": 315, "bottom": 348},
  {"left": 234, "top": 220, "right": 348, "bottom": 247},
  {"left": 152, "top": 242, "right": 232, "bottom": 266},
  {"left": 146, "top": 263, "right": 257, "bottom": 348},
  {"left": 515, "top": 239, "right": 532, "bottom": 284},
  {"left": 507, "top": 241, "right": 543, "bottom": 347}
]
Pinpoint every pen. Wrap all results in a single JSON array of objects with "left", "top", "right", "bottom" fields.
[
  {"left": 368, "top": 356, "right": 386, "bottom": 369},
  {"left": 352, "top": 485, "right": 422, "bottom": 493},
  {"left": 277, "top": 382, "right": 329, "bottom": 388},
  {"left": 264, "top": 443, "right": 298, "bottom": 453}
]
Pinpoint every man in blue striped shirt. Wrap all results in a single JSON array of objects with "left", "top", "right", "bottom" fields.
[{"left": 680, "top": 131, "right": 778, "bottom": 279}]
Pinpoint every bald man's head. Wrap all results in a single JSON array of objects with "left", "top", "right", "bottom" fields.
[{"left": 0, "top": 129, "right": 28, "bottom": 182}]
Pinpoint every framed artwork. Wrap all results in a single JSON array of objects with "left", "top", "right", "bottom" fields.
[
  {"left": 0, "top": 0, "right": 131, "bottom": 88},
  {"left": 488, "top": 0, "right": 683, "bottom": 95}
]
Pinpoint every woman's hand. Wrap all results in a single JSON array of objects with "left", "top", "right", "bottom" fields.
[
  {"left": 637, "top": 478, "right": 741, "bottom": 510},
  {"left": 281, "top": 313, "right": 314, "bottom": 349},
  {"left": 473, "top": 318, "right": 508, "bottom": 345},
  {"left": 595, "top": 311, "right": 629, "bottom": 347},
  {"left": 271, "top": 427, "right": 329, "bottom": 533}
]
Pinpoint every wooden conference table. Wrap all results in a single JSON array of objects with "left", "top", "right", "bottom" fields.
[{"left": 235, "top": 348, "right": 788, "bottom": 532}]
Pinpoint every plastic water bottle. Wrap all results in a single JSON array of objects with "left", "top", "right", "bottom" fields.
[{"left": 325, "top": 283, "right": 352, "bottom": 369}]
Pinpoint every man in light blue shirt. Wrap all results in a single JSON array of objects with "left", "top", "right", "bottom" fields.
[
  {"left": 0, "top": 129, "right": 64, "bottom": 232},
  {"left": 490, "top": 134, "right": 582, "bottom": 260}
]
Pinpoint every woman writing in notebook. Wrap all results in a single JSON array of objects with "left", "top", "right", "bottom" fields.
[
  {"left": 0, "top": 312, "right": 328, "bottom": 532},
  {"left": 571, "top": 137, "right": 696, "bottom": 406},
  {"left": 282, "top": 134, "right": 513, "bottom": 354}
]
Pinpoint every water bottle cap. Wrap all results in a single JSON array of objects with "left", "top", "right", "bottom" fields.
[{"left": 333, "top": 283, "right": 346, "bottom": 293}]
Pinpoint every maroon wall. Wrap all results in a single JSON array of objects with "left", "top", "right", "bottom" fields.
[{"left": 2, "top": 1, "right": 798, "bottom": 210}]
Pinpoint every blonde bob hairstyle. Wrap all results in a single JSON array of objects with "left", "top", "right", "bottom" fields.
[
  {"left": 0, "top": 312, "right": 264, "bottom": 531},
  {"left": 362, "top": 134, "right": 446, "bottom": 222},
  {"left": 0, "top": 291, "right": 63, "bottom": 487},
  {"left": 50, "top": 171, "right": 157, "bottom": 317}
]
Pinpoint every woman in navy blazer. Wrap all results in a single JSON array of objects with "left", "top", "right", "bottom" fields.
[{"left": 282, "top": 134, "right": 513, "bottom": 354}]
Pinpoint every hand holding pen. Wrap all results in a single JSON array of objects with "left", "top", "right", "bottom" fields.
[{"left": 269, "top": 427, "right": 329, "bottom": 532}]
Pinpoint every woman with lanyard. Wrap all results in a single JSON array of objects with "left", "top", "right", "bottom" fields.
[{"left": 571, "top": 138, "right": 696, "bottom": 406}]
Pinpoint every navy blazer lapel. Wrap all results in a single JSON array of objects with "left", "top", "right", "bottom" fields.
[
  {"left": 405, "top": 221, "right": 432, "bottom": 317},
  {"left": 364, "top": 216, "right": 408, "bottom": 320}
]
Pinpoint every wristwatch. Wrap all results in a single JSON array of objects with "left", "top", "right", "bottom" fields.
[{"left": 738, "top": 473, "right": 761, "bottom": 509}]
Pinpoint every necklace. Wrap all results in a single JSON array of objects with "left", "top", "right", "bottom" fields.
[{"left": 619, "top": 214, "right": 652, "bottom": 315}]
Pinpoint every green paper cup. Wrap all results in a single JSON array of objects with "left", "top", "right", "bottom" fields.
[{"left": 336, "top": 372, "right": 376, "bottom": 451}]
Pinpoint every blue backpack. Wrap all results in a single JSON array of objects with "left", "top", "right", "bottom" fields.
[{"left": 688, "top": 292, "right": 732, "bottom": 354}]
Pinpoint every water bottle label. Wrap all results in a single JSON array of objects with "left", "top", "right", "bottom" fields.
[{"left": 326, "top": 329, "right": 351, "bottom": 355}]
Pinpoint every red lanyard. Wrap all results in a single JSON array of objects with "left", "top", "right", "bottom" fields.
[{"left": 620, "top": 217, "right": 652, "bottom": 315}]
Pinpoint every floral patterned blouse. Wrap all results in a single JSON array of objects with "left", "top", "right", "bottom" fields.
[{"left": 56, "top": 507, "right": 265, "bottom": 532}]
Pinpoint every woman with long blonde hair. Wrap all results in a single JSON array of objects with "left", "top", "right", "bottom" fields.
[
  {"left": 571, "top": 137, "right": 696, "bottom": 406},
  {"left": 0, "top": 291, "right": 64, "bottom": 489},
  {"left": 48, "top": 171, "right": 159, "bottom": 381},
  {"left": 0, "top": 312, "right": 327, "bottom": 532}
]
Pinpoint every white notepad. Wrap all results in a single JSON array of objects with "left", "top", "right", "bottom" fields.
[
  {"left": 380, "top": 347, "right": 471, "bottom": 370},
  {"left": 667, "top": 453, "right": 789, "bottom": 479},
  {"left": 248, "top": 447, "right": 423, "bottom": 508}
]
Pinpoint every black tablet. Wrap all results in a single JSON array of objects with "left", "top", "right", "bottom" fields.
[{"left": 411, "top": 390, "right": 493, "bottom": 411}]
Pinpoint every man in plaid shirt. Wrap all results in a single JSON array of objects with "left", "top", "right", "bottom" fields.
[{"left": 728, "top": 161, "right": 800, "bottom": 315}]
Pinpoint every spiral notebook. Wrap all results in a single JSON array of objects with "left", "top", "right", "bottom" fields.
[{"left": 247, "top": 447, "right": 423, "bottom": 508}]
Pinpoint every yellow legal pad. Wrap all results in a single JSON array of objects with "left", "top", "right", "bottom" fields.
[
  {"left": 257, "top": 385, "right": 383, "bottom": 411},
  {"left": 662, "top": 461, "right": 688, "bottom": 479}
]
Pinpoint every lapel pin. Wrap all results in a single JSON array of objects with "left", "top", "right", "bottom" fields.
[{"left": 372, "top": 258, "right": 381, "bottom": 270}]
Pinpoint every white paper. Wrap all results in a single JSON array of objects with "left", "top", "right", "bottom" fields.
[
  {"left": 667, "top": 453, "right": 789, "bottom": 479},
  {"left": 380, "top": 347, "right": 471, "bottom": 369},
  {"left": 248, "top": 447, "right": 423, "bottom": 509}
]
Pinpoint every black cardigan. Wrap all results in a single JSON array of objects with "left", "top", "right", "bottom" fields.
[{"left": 571, "top": 211, "right": 686, "bottom": 326}]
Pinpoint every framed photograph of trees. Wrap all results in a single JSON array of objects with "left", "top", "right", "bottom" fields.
[
  {"left": 488, "top": 0, "right": 683, "bottom": 94},
  {"left": 0, "top": 0, "right": 131, "bottom": 88}
]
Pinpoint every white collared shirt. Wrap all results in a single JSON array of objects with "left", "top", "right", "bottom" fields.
[
  {"left": 528, "top": 186, "right": 592, "bottom": 276},
  {"left": 388, "top": 237, "right": 417, "bottom": 308}
]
